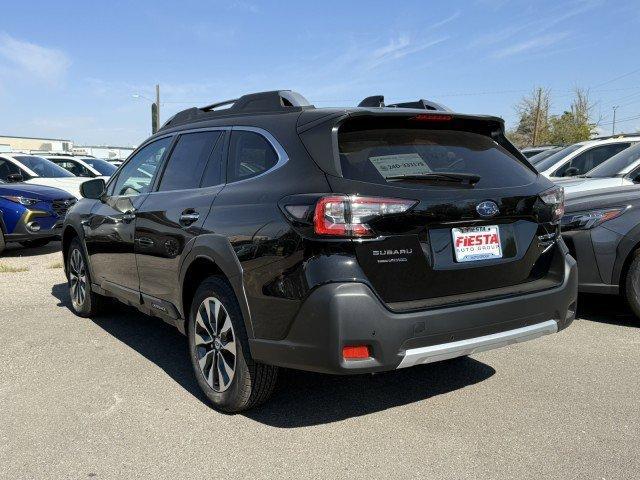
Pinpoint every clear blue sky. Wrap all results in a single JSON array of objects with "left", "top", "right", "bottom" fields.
[{"left": 1, "top": 0, "right": 639, "bottom": 146}]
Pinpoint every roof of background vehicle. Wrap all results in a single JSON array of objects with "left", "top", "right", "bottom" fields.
[{"left": 540, "top": 137, "right": 640, "bottom": 176}]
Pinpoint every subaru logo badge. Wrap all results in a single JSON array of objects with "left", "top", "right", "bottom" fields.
[{"left": 476, "top": 201, "right": 499, "bottom": 218}]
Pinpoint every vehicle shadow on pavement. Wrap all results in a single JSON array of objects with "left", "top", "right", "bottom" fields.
[
  {"left": 577, "top": 293, "right": 638, "bottom": 328},
  {"left": 2, "top": 241, "right": 62, "bottom": 258},
  {"left": 52, "top": 282, "right": 496, "bottom": 426},
  {"left": 51, "top": 282, "right": 209, "bottom": 405},
  {"left": 246, "top": 358, "right": 495, "bottom": 428}
]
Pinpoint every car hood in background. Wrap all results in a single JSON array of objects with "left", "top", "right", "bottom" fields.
[
  {"left": 24, "top": 177, "right": 88, "bottom": 199},
  {"left": 560, "top": 177, "right": 628, "bottom": 195},
  {"left": 564, "top": 184, "right": 640, "bottom": 213},
  {"left": 0, "top": 182, "right": 75, "bottom": 200}
]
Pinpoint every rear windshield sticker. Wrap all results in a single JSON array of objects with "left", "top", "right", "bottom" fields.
[{"left": 369, "top": 153, "right": 432, "bottom": 178}]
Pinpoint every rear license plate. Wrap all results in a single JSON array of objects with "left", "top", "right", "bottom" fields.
[{"left": 452, "top": 225, "right": 502, "bottom": 262}]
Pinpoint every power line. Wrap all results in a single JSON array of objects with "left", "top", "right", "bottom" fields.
[{"left": 590, "top": 66, "right": 640, "bottom": 89}]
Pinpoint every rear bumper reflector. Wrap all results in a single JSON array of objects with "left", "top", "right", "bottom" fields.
[{"left": 397, "top": 319, "right": 558, "bottom": 368}]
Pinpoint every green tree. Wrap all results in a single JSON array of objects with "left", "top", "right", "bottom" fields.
[{"left": 548, "top": 87, "right": 597, "bottom": 145}]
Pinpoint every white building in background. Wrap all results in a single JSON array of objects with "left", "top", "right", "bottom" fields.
[
  {"left": 73, "top": 145, "right": 135, "bottom": 160},
  {"left": 0, "top": 135, "right": 73, "bottom": 153}
]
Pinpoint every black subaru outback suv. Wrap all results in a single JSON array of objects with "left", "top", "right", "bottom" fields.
[{"left": 62, "top": 90, "right": 577, "bottom": 412}]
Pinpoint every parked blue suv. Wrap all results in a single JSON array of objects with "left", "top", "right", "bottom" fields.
[{"left": 0, "top": 180, "right": 76, "bottom": 254}]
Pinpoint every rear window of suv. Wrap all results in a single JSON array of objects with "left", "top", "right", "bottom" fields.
[{"left": 338, "top": 128, "right": 537, "bottom": 188}]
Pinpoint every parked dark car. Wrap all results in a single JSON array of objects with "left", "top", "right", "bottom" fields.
[
  {"left": 0, "top": 180, "right": 76, "bottom": 254},
  {"left": 562, "top": 186, "right": 640, "bottom": 320},
  {"left": 62, "top": 90, "right": 577, "bottom": 412}
]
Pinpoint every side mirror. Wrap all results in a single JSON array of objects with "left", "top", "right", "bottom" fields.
[
  {"left": 6, "top": 173, "right": 23, "bottom": 183},
  {"left": 80, "top": 178, "right": 106, "bottom": 199},
  {"left": 563, "top": 167, "right": 579, "bottom": 177}
]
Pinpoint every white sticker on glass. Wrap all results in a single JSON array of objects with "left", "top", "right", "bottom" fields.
[{"left": 369, "top": 153, "right": 432, "bottom": 179}]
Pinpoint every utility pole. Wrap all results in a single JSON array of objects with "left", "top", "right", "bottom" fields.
[
  {"left": 532, "top": 88, "right": 542, "bottom": 147},
  {"left": 156, "top": 84, "right": 160, "bottom": 128},
  {"left": 150, "top": 84, "right": 161, "bottom": 134},
  {"left": 612, "top": 105, "right": 618, "bottom": 135}
]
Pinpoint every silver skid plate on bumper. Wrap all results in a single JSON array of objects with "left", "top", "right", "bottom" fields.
[{"left": 397, "top": 320, "right": 558, "bottom": 368}]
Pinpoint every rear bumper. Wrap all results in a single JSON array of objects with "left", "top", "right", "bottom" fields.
[{"left": 250, "top": 252, "right": 577, "bottom": 374}]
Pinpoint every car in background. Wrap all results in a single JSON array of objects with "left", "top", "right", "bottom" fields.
[
  {"left": 0, "top": 179, "right": 76, "bottom": 254},
  {"left": 562, "top": 186, "right": 640, "bottom": 321},
  {"left": 44, "top": 155, "right": 116, "bottom": 179},
  {"left": 0, "top": 154, "right": 90, "bottom": 198},
  {"left": 535, "top": 136, "right": 640, "bottom": 178},
  {"left": 106, "top": 159, "right": 124, "bottom": 167},
  {"left": 555, "top": 143, "right": 640, "bottom": 195},
  {"left": 521, "top": 145, "right": 559, "bottom": 158},
  {"left": 527, "top": 146, "right": 564, "bottom": 166}
]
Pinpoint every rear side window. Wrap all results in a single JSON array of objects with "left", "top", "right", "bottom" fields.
[
  {"left": 227, "top": 131, "right": 278, "bottom": 182},
  {"left": 159, "top": 131, "right": 221, "bottom": 191},
  {"left": 338, "top": 128, "right": 537, "bottom": 188}
]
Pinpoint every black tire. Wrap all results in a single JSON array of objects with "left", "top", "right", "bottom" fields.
[
  {"left": 624, "top": 250, "right": 640, "bottom": 321},
  {"left": 187, "top": 276, "right": 278, "bottom": 413},
  {"left": 67, "top": 238, "right": 105, "bottom": 317},
  {"left": 0, "top": 230, "right": 5, "bottom": 256},
  {"left": 20, "top": 239, "right": 51, "bottom": 248}
]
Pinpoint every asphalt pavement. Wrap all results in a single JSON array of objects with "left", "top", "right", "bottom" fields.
[{"left": 0, "top": 242, "right": 638, "bottom": 479}]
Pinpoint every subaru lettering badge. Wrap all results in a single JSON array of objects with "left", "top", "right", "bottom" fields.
[{"left": 476, "top": 201, "right": 499, "bottom": 218}]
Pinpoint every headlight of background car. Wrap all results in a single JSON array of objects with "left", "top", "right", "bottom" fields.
[
  {"left": 0, "top": 195, "right": 39, "bottom": 206},
  {"left": 561, "top": 206, "right": 629, "bottom": 231},
  {"left": 539, "top": 186, "right": 565, "bottom": 224}
]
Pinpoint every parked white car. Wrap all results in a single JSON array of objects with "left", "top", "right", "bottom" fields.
[
  {"left": 535, "top": 136, "right": 640, "bottom": 178},
  {"left": 44, "top": 155, "right": 116, "bottom": 180},
  {"left": 556, "top": 142, "right": 640, "bottom": 195},
  {"left": 0, "top": 154, "right": 89, "bottom": 198}
]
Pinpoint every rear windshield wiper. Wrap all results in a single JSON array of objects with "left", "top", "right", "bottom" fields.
[{"left": 386, "top": 172, "right": 481, "bottom": 186}]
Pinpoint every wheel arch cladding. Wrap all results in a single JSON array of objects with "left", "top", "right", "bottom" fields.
[
  {"left": 180, "top": 234, "right": 255, "bottom": 339},
  {"left": 62, "top": 226, "right": 80, "bottom": 272}
]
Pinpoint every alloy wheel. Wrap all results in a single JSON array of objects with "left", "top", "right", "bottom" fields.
[
  {"left": 69, "top": 248, "right": 87, "bottom": 310},
  {"left": 194, "top": 296, "right": 237, "bottom": 392}
]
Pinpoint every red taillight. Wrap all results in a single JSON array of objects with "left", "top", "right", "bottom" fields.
[
  {"left": 342, "top": 345, "right": 371, "bottom": 360},
  {"left": 313, "top": 195, "right": 416, "bottom": 237},
  {"left": 410, "top": 114, "right": 452, "bottom": 122}
]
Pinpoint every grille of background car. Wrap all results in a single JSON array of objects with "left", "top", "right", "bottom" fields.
[{"left": 51, "top": 199, "right": 76, "bottom": 218}]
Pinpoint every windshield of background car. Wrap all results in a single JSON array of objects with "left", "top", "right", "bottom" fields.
[
  {"left": 83, "top": 158, "right": 117, "bottom": 175},
  {"left": 13, "top": 155, "right": 74, "bottom": 178},
  {"left": 586, "top": 143, "right": 640, "bottom": 178},
  {"left": 338, "top": 128, "right": 537, "bottom": 188},
  {"left": 534, "top": 144, "right": 583, "bottom": 172},
  {"left": 528, "top": 147, "right": 562, "bottom": 165}
]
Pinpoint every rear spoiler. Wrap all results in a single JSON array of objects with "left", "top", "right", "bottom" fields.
[{"left": 297, "top": 111, "right": 529, "bottom": 178}]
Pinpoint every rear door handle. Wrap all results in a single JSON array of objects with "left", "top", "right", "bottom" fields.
[
  {"left": 179, "top": 210, "right": 200, "bottom": 226},
  {"left": 136, "top": 237, "right": 154, "bottom": 247}
]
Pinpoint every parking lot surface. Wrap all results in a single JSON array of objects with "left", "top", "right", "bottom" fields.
[{"left": 1, "top": 242, "right": 639, "bottom": 479}]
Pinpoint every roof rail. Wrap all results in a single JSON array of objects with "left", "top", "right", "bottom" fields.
[
  {"left": 160, "top": 90, "right": 314, "bottom": 130},
  {"left": 356, "top": 95, "right": 450, "bottom": 111},
  {"left": 591, "top": 132, "right": 640, "bottom": 141},
  {"left": 358, "top": 95, "right": 385, "bottom": 107},
  {"left": 387, "top": 99, "right": 451, "bottom": 112}
]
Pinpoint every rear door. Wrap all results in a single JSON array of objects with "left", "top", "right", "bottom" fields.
[
  {"left": 135, "top": 129, "right": 226, "bottom": 312},
  {"left": 325, "top": 115, "right": 556, "bottom": 307}
]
